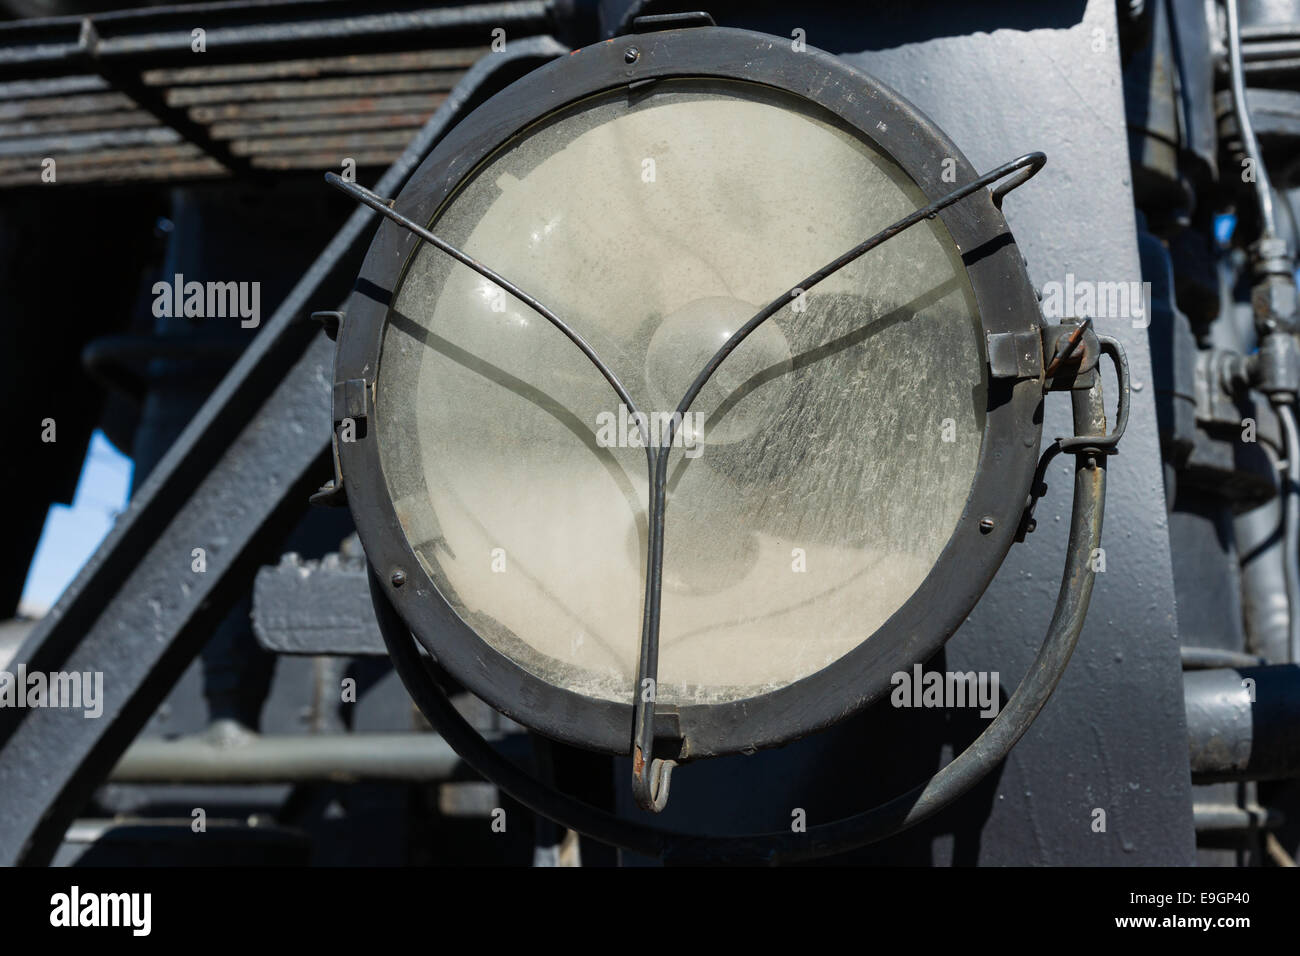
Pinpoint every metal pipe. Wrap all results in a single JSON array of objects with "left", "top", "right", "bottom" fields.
[
  {"left": 1273, "top": 402, "right": 1300, "bottom": 662},
  {"left": 1180, "top": 646, "right": 1268, "bottom": 669},
  {"left": 1235, "top": 491, "right": 1291, "bottom": 663},
  {"left": 1185, "top": 664, "right": 1300, "bottom": 781},
  {"left": 110, "top": 729, "right": 467, "bottom": 783},
  {"left": 1225, "top": 0, "right": 1279, "bottom": 240},
  {"left": 1193, "top": 802, "right": 1284, "bottom": 833}
]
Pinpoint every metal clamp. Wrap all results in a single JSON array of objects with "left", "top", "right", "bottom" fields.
[
  {"left": 632, "top": 753, "right": 674, "bottom": 813},
  {"left": 1057, "top": 333, "right": 1129, "bottom": 454},
  {"left": 1018, "top": 333, "right": 1129, "bottom": 540}
]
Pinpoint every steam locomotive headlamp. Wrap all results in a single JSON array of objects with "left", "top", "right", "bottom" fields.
[{"left": 325, "top": 24, "right": 1128, "bottom": 859}]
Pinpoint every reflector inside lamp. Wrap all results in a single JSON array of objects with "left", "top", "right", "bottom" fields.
[{"left": 378, "top": 79, "right": 986, "bottom": 704}]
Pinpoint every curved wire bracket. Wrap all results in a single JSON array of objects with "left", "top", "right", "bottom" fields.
[
  {"left": 990, "top": 151, "right": 1047, "bottom": 208},
  {"left": 632, "top": 751, "right": 674, "bottom": 813}
]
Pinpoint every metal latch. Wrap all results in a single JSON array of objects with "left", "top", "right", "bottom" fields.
[{"left": 986, "top": 329, "right": 1043, "bottom": 380}]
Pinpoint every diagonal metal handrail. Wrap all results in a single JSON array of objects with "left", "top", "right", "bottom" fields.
[{"left": 0, "top": 36, "right": 569, "bottom": 867}]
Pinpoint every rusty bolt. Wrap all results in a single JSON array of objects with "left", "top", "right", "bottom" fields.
[{"left": 1253, "top": 275, "right": 1297, "bottom": 330}]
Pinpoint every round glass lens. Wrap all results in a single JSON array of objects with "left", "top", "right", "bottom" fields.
[{"left": 378, "top": 79, "right": 987, "bottom": 704}]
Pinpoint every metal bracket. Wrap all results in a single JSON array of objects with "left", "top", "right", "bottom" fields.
[
  {"left": 317, "top": 376, "right": 366, "bottom": 506},
  {"left": 1057, "top": 334, "right": 1129, "bottom": 454},
  {"left": 987, "top": 329, "right": 1043, "bottom": 380},
  {"left": 309, "top": 431, "right": 348, "bottom": 509},
  {"left": 334, "top": 378, "right": 369, "bottom": 426},
  {"left": 312, "top": 310, "right": 343, "bottom": 342},
  {"left": 631, "top": 12, "right": 716, "bottom": 33},
  {"left": 1041, "top": 318, "right": 1101, "bottom": 391},
  {"left": 1017, "top": 333, "right": 1129, "bottom": 540}
]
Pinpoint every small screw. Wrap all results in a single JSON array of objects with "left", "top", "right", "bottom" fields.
[
  {"left": 625, "top": 46, "right": 640, "bottom": 63},
  {"left": 979, "top": 517, "right": 996, "bottom": 533},
  {"left": 391, "top": 569, "right": 407, "bottom": 588}
]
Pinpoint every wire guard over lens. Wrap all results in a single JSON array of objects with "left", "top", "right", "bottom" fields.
[{"left": 327, "top": 150, "right": 1048, "bottom": 813}]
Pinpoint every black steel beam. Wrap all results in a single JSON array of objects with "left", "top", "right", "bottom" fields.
[
  {"left": 0, "top": 1, "right": 558, "bottom": 79},
  {"left": 109, "top": 726, "right": 468, "bottom": 783},
  {"left": 0, "top": 35, "right": 566, "bottom": 866},
  {"left": 81, "top": 17, "right": 259, "bottom": 178}
]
